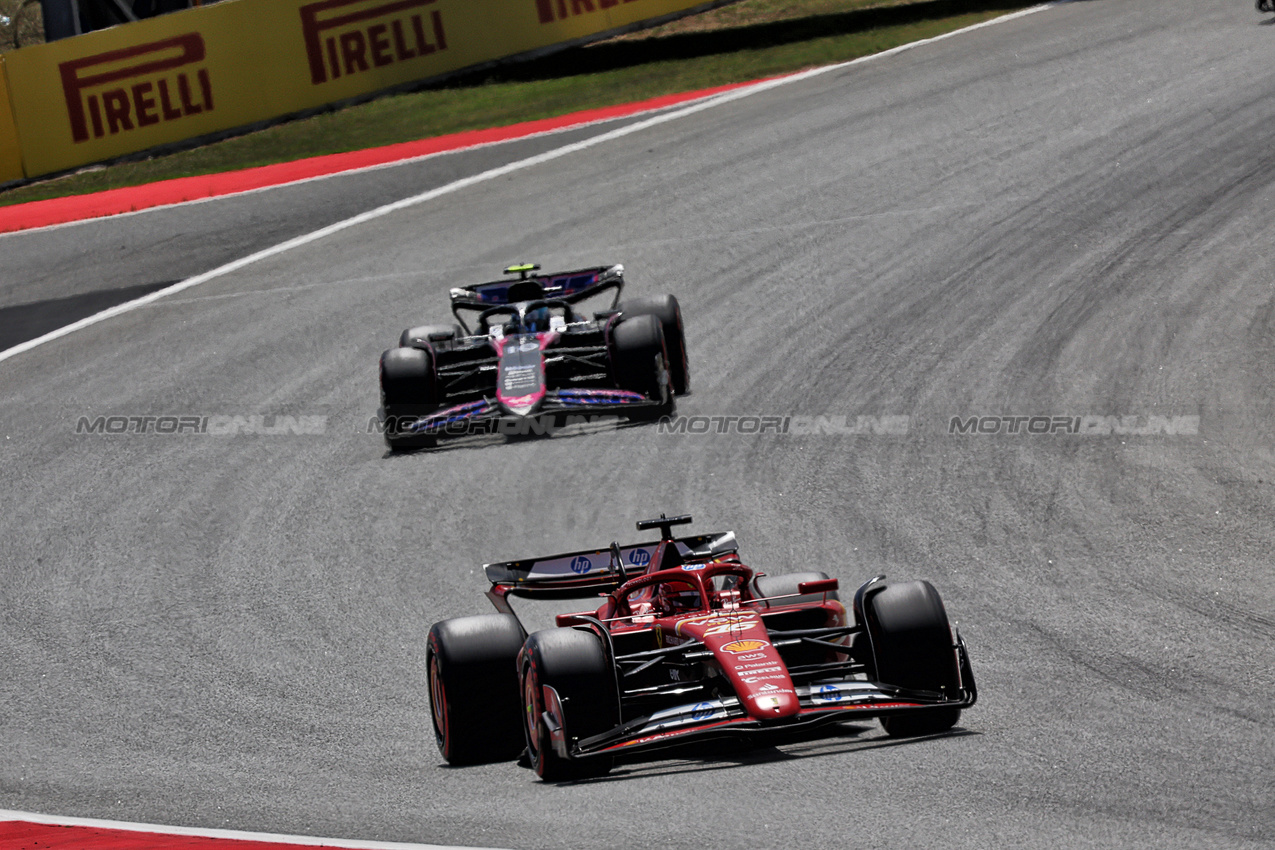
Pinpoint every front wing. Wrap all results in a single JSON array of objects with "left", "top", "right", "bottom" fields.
[
  {"left": 403, "top": 388, "right": 664, "bottom": 437},
  {"left": 562, "top": 634, "right": 977, "bottom": 761}
]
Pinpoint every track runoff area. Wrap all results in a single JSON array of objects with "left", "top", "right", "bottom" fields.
[
  {"left": 0, "top": 84, "right": 757, "bottom": 235},
  {"left": 0, "top": 5, "right": 1054, "bottom": 848}
]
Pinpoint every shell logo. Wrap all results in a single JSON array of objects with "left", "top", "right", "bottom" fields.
[{"left": 720, "top": 639, "right": 769, "bottom": 654}]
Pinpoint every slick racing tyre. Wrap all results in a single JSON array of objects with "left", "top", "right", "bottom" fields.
[
  {"left": 380, "top": 346, "right": 439, "bottom": 450},
  {"left": 399, "top": 324, "right": 459, "bottom": 348},
  {"left": 520, "top": 628, "right": 619, "bottom": 781},
  {"left": 617, "top": 294, "right": 689, "bottom": 395},
  {"left": 427, "top": 614, "right": 527, "bottom": 765},
  {"left": 863, "top": 581, "right": 962, "bottom": 737},
  {"left": 609, "top": 314, "right": 673, "bottom": 421}
]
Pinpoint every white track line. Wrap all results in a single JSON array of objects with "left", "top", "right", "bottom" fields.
[
  {"left": 0, "top": 2, "right": 1052, "bottom": 369},
  {"left": 0, "top": 808, "right": 507, "bottom": 849},
  {"left": 0, "top": 105, "right": 687, "bottom": 239}
]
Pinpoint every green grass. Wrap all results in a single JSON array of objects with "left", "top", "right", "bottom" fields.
[{"left": 0, "top": 0, "right": 1034, "bottom": 207}]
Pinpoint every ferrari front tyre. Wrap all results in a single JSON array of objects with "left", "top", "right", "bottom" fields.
[
  {"left": 520, "top": 628, "right": 619, "bottom": 781},
  {"left": 864, "top": 580, "right": 962, "bottom": 737},
  {"left": 609, "top": 314, "right": 673, "bottom": 421},
  {"left": 426, "top": 614, "right": 527, "bottom": 765},
  {"left": 617, "top": 294, "right": 689, "bottom": 395},
  {"left": 380, "top": 346, "right": 439, "bottom": 450}
]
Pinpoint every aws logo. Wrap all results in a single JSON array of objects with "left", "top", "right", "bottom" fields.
[{"left": 59, "top": 34, "right": 213, "bottom": 144}]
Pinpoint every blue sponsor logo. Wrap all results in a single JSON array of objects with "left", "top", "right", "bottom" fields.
[
  {"left": 681, "top": 563, "right": 705, "bottom": 571},
  {"left": 691, "top": 702, "right": 715, "bottom": 721},
  {"left": 570, "top": 555, "right": 592, "bottom": 574},
  {"left": 628, "top": 548, "right": 651, "bottom": 567},
  {"left": 818, "top": 684, "right": 842, "bottom": 702}
]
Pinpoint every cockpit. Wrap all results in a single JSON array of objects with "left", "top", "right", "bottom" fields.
[
  {"left": 607, "top": 561, "right": 752, "bottom": 622},
  {"left": 477, "top": 301, "right": 574, "bottom": 336}
]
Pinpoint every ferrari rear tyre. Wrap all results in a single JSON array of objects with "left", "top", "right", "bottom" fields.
[
  {"left": 609, "top": 314, "right": 673, "bottom": 421},
  {"left": 864, "top": 581, "right": 962, "bottom": 737},
  {"left": 754, "top": 571, "right": 843, "bottom": 668},
  {"left": 426, "top": 614, "right": 526, "bottom": 765},
  {"left": 380, "top": 346, "right": 439, "bottom": 450},
  {"left": 753, "top": 571, "right": 840, "bottom": 604},
  {"left": 617, "top": 294, "right": 689, "bottom": 395},
  {"left": 520, "top": 628, "right": 619, "bottom": 781}
]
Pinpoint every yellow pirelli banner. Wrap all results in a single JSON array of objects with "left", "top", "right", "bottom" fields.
[
  {"left": 3, "top": 0, "right": 729, "bottom": 179},
  {"left": 0, "top": 58, "right": 24, "bottom": 183}
]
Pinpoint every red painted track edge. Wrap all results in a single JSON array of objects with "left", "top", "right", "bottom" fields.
[
  {"left": 1, "top": 819, "right": 328, "bottom": 849},
  {"left": 0, "top": 81, "right": 758, "bottom": 235},
  {"left": 0, "top": 814, "right": 493, "bottom": 849}
]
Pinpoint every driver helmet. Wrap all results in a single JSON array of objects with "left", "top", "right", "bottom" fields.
[
  {"left": 655, "top": 581, "right": 700, "bottom": 614},
  {"left": 522, "top": 305, "right": 551, "bottom": 333}
]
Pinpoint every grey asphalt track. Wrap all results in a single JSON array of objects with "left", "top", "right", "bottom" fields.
[{"left": 2, "top": 0, "right": 1273, "bottom": 847}]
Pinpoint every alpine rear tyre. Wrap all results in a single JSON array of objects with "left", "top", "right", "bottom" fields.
[
  {"left": 399, "top": 325, "right": 459, "bottom": 348},
  {"left": 609, "top": 314, "right": 673, "bottom": 421},
  {"left": 617, "top": 294, "right": 689, "bottom": 395}
]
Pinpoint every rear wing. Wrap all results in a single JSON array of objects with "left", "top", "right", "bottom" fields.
[
  {"left": 449, "top": 264, "right": 625, "bottom": 311},
  {"left": 484, "top": 531, "right": 738, "bottom": 599}
]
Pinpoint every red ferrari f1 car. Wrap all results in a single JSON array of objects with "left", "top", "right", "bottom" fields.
[{"left": 426, "top": 514, "right": 977, "bottom": 780}]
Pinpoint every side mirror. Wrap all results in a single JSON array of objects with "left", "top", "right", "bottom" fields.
[{"left": 797, "top": 578, "right": 839, "bottom": 595}]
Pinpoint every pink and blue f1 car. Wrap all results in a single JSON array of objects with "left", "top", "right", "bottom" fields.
[
  {"left": 378, "top": 263, "right": 688, "bottom": 449},
  {"left": 426, "top": 513, "right": 978, "bottom": 780}
]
